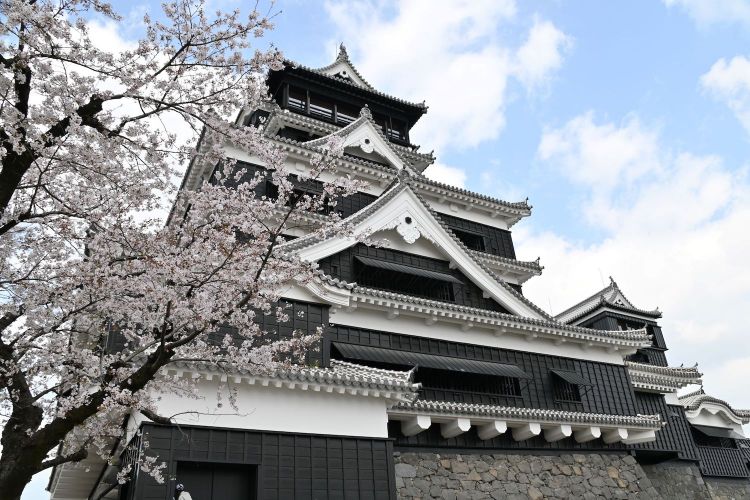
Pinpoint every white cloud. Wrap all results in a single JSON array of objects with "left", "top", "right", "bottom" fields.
[
  {"left": 515, "top": 19, "right": 572, "bottom": 89},
  {"left": 324, "top": 0, "right": 570, "bottom": 153},
  {"left": 87, "top": 20, "right": 137, "bottom": 54},
  {"left": 423, "top": 163, "right": 467, "bottom": 188},
  {"left": 701, "top": 55, "right": 750, "bottom": 135},
  {"left": 664, "top": 0, "right": 750, "bottom": 28},
  {"left": 518, "top": 112, "right": 750, "bottom": 411}
]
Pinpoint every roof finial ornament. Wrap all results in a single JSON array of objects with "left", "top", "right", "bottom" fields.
[
  {"left": 359, "top": 104, "right": 372, "bottom": 119},
  {"left": 338, "top": 43, "right": 348, "bottom": 60}
]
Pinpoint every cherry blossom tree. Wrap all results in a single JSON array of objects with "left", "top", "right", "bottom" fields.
[{"left": 0, "top": 1, "right": 360, "bottom": 497}]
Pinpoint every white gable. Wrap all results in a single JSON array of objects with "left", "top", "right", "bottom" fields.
[
  {"left": 305, "top": 114, "right": 406, "bottom": 170},
  {"left": 320, "top": 60, "right": 372, "bottom": 89},
  {"left": 339, "top": 119, "right": 405, "bottom": 170},
  {"left": 295, "top": 185, "right": 546, "bottom": 319}
]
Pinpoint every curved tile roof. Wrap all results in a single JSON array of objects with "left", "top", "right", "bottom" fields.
[
  {"left": 679, "top": 389, "right": 750, "bottom": 423},
  {"left": 172, "top": 359, "right": 420, "bottom": 396},
  {"left": 313, "top": 44, "right": 376, "bottom": 91},
  {"left": 283, "top": 48, "right": 427, "bottom": 111},
  {"left": 392, "top": 399, "right": 663, "bottom": 429},
  {"left": 351, "top": 286, "right": 651, "bottom": 347},
  {"left": 556, "top": 277, "right": 661, "bottom": 324},
  {"left": 625, "top": 361, "right": 702, "bottom": 392}
]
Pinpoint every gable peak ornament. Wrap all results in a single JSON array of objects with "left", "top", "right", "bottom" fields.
[
  {"left": 359, "top": 104, "right": 372, "bottom": 120},
  {"left": 396, "top": 214, "right": 421, "bottom": 244}
]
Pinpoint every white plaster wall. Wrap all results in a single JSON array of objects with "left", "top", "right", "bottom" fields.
[
  {"left": 373, "top": 228, "right": 446, "bottom": 260},
  {"left": 153, "top": 378, "right": 391, "bottom": 438},
  {"left": 330, "top": 307, "right": 626, "bottom": 365},
  {"left": 686, "top": 407, "right": 746, "bottom": 436},
  {"left": 664, "top": 392, "right": 681, "bottom": 405}
]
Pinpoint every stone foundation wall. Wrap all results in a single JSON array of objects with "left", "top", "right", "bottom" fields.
[
  {"left": 640, "top": 460, "right": 750, "bottom": 500},
  {"left": 640, "top": 460, "right": 710, "bottom": 499},
  {"left": 393, "top": 452, "right": 750, "bottom": 499},
  {"left": 393, "top": 452, "right": 661, "bottom": 499},
  {"left": 705, "top": 477, "right": 750, "bottom": 499}
]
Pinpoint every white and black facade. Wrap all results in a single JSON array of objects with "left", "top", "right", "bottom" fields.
[{"left": 49, "top": 46, "right": 750, "bottom": 500}]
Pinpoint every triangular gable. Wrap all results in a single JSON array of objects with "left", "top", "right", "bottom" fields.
[
  {"left": 280, "top": 181, "right": 548, "bottom": 320},
  {"left": 315, "top": 44, "right": 374, "bottom": 91},
  {"left": 556, "top": 277, "right": 660, "bottom": 324},
  {"left": 305, "top": 107, "right": 406, "bottom": 170},
  {"left": 601, "top": 278, "right": 635, "bottom": 309}
]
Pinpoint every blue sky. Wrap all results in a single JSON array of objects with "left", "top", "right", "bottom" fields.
[{"left": 26, "top": 1, "right": 750, "bottom": 498}]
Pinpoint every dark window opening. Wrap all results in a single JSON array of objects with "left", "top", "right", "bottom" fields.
[
  {"left": 550, "top": 370, "right": 590, "bottom": 403},
  {"left": 451, "top": 228, "right": 486, "bottom": 252},
  {"left": 245, "top": 110, "right": 269, "bottom": 127},
  {"left": 337, "top": 102, "right": 359, "bottom": 126},
  {"left": 309, "top": 94, "right": 335, "bottom": 121},
  {"left": 353, "top": 259, "right": 456, "bottom": 302},
  {"left": 552, "top": 377, "right": 582, "bottom": 403},
  {"left": 691, "top": 427, "right": 738, "bottom": 449},
  {"left": 279, "top": 84, "right": 412, "bottom": 144},
  {"left": 417, "top": 368, "right": 522, "bottom": 401},
  {"left": 627, "top": 350, "right": 650, "bottom": 363},
  {"left": 287, "top": 86, "right": 307, "bottom": 112},
  {"left": 175, "top": 462, "right": 257, "bottom": 500},
  {"left": 276, "top": 127, "right": 321, "bottom": 142}
]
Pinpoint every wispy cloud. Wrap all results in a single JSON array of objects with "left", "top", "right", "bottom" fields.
[
  {"left": 701, "top": 55, "right": 750, "bottom": 136},
  {"left": 324, "top": 0, "right": 571, "bottom": 153},
  {"left": 663, "top": 0, "right": 750, "bottom": 28},
  {"left": 519, "top": 112, "right": 750, "bottom": 410},
  {"left": 423, "top": 162, "right": 468, "bottom": 188}
]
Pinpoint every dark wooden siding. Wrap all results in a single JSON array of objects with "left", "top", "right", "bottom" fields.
[
  {"left": 630, "top": 392, "right": 699, "bottom": 461},
  {"left": 129, "top": 424, "right": 396, "bottom": 500},
  {"left": 626, "top": 348, "right": 668, "bottom": 367},
  {"left": 437, "top": 213, "right": 516, "bottom": 260},
  {"left": 105, "top": 299, "right": 329, "bottom": 366},
  {"left": 696, "top": 445, "right": 750, "bottom": 478},
  {"left": 324, "top": 326, "right": 639, "bottom": 416},
  {"left": 319, "top": 244, "right": 510, "bottom": 312},
  {"left": 210, "top": 161, "right": 378, "bottom": 219},
  {"left": 213, "top": 299, "right": 329, "bottom": 367},
  {"left": 580, "top": 311, "right": 668, "bottom": 352}
]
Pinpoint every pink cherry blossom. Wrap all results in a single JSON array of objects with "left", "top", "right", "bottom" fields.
[{"left": 0, "top": 1, "right": 362, "bottom": 498}]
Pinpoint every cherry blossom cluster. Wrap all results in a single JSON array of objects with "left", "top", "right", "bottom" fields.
[{"left": 0, "top": 1, "right": 363, "bottom": 496}]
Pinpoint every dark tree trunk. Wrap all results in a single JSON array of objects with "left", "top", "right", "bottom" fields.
[{"left": 0, "top": 428, "right": 48, "bottom": 500}]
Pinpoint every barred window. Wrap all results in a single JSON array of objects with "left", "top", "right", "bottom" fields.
[{"left": 552, "top": 377, "right": 582, "bottom": 403}]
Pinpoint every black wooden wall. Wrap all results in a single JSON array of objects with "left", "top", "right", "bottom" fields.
[
  {"left": 630, "top": 392, "right": 699, "bottom": 461},
  {"left": 437, "top": 213, "right": 517, "bottom": 260},
  {"left": 324, "top": 326, "right": 640, "bottom": 417},
  {"left": 128, "top": 424, "right": 397, "bottom": 500},
  {"left": 696, "top": 445, "right": 750, "bottom": 478},
  {"left": 319, "top": 244, "right": 510, "bottom": 312},
  {"left": 579, "top": 311, "right": 667, "bottom": 350},
  {"left": 209, "top": 162, "right": 521, "bottom": 265}
]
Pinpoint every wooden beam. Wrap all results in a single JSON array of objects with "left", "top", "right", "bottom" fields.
[
  {"left": 440, "top": 418, "right": 471, "bottom": 438},
  {"left": 401, "top": 416, "right": 431, "bottom": 436},
  {"left": 622, "top": 430, "right": 656, "bottom": 445},
  {"left": 544, "top": 424, "right": 572, "bottom": 443},
  {"left": 602, "top": 428, "right": 629, "bottom": 444},
  {"left": 511, "top": 423, "right": 541, "bottom": 441},
  {"left": 573, "top": 426, "right": 601, "bottom": 443},
  {"left": 477, "top": 421, "right": 507, "bottom": 440}
]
